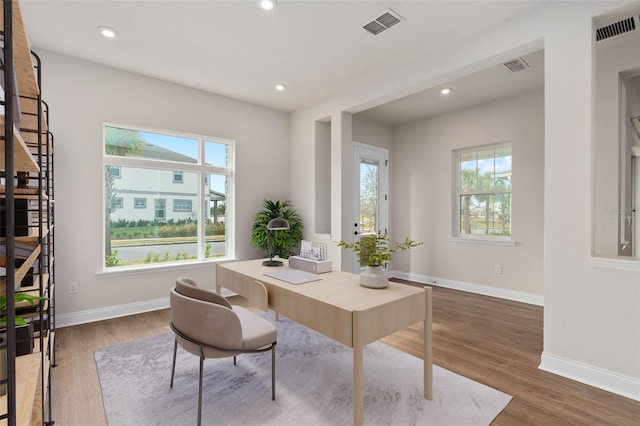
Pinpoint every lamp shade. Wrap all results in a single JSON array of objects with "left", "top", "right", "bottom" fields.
[{"left": 267, "top": 218, "right": 290, "bottom": 231}]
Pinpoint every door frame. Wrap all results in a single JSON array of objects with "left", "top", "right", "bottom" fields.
[{"left": 351, "top": 142, "right": 389, "bottom": 272}]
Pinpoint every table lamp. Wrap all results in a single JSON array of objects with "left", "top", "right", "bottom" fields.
[{"left": 263, "top": 217, "right": 290, "bottom": 266}]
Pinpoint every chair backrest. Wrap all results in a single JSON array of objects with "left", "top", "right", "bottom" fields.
[
  {"left": 170, "top": 287, "right": 243, "bottom": 357},
  {"left": 176, "top": 276, "right": 232, "bottom": 309}
]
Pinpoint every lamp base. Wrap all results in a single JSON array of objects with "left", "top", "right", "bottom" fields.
[{"left": 262, "top": 259, "right": 283, "bottom": 267}]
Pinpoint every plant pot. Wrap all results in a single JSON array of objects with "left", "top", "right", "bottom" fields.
[{"left": 359, "top": 265, "right": 389, "bottom": 289}]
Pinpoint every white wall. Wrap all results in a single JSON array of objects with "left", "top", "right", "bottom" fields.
[
  {"left": 390, "top": 90, "right": 544, "bottom": 299},
  {"left": 290, "top": 0, "right": 640, "bottom": 400},
  {"left": 593, "top": 29, "right": 640, "bottom": 256},
  {"left": 39, "top": 50, "right": 289, "bottom": 323},
  {"left": 541, "top": 3, "right": 640, "bottom": 398}
]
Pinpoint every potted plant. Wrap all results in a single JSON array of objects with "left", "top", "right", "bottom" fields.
[
  {"left": 336, "top": 233, "right": 422, "bottom": 288},
  {"left": 250, "top": 199, "right": 304, "bottom": 260},
  {"left": 0, "top": 292, "right": 47, "bottom": 395}
]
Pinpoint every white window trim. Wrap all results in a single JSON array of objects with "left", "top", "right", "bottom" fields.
[
  {"left": 102, "top": 122, "right": 236, "bottom": 270},
  {"left": 452, "top": 142, "right": 514, "bottom": 242},
  {"left": 448, "top": 236, "right": 517, "bottom": 246}
]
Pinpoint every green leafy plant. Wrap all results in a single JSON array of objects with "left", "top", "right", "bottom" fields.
[
  {"left": 105, "top": 250, "right": 120, "bottom": 267},
  {"left": 0, "top": 293, "right": 47, "bottom": 326},
  {"left": 336, "top": 232, "right": 423, "bottom": 266},
  {"left": 250, "top": 200, "right": 303, "bottom": 259}
]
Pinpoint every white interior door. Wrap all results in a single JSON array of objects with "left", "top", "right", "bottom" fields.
[{"left": 352, "top": 143, "right": 389, "bottom": 272}]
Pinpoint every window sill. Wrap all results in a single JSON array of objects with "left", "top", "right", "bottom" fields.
[
  {"left": 448, "top": 236, "right": 517, "bottom": 247},
  {"left": 590, "top": 256, "right": 640, "bottom": 272},
  {"left": 96, "top": 257, "right": 235, "bottom": 279}
]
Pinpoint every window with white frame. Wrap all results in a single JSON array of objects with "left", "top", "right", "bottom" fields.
[
  {"left": 134, "top": 198, "right": 147, "bottom": 209},
  {"left": 454, "top": 144, "right": 512, "bottom": 237},
  {"left": 104, "top": 124, "right": 233, "bottom": 268},
  {"left": 173, "top": 199, "right": 192, "bottom": 212}
]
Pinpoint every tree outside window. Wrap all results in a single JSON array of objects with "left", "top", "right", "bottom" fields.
[{"left": 456, "top": 144, "right": 511, "bottom": 237}]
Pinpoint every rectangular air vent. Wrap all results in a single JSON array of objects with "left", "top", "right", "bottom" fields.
[
  {"left": 503, "top": 58, "right": 530, "bottom": 73},
  {"left": 596, "top": 16, "right": 637, "bottom": 41},
  {"left": 363, "top": 9, "right": 403, "bottom": 36}
]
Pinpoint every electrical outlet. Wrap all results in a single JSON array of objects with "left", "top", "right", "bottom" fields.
[
  {"left": 69, "top": 281, "right": 78, "bottom": 294},
  {"left": 494, "top": 264, "right": 503, "bottom": 274}
]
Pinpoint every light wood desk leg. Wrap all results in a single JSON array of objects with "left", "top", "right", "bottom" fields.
[
  {"left": 275, "top": 312, "right": 280, "bottom": 321},
  {"left": 215, "top": 283, "right": 221, "bottom": 294},
  {"left": 353, "top": 310, "right": 364, "bottom": 426},
  {"left": 424, "top": 287, "right": 433, "bottom": 400}
]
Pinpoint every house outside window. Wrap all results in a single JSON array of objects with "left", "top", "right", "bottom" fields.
[
  {"left": 104, "top": 123, "right": 234, "bottom": 269},
  {"left": 454, "top": 143, "right": 512, "bottom": 238}
]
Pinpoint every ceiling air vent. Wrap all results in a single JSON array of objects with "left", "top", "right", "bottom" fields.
[
  {"left": 363, "top": 9, "right": 404, "bottom": 36},
  {"left": 503, "top": 57, "right": 530, "bottom": 73},
  {"left": 596, "top": 16, "right": 637, "bottom": 41}
]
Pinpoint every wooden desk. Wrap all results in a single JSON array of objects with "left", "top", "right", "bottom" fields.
[{"left": 216, "top": 259, "right": 432, "bottom": 426}]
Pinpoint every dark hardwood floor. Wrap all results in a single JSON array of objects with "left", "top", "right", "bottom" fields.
[{"left": 51, "top": 285, "right": 640, "bottom": 425}]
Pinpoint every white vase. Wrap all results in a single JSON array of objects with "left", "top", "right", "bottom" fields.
[{"left": 359, "top": 265, "right": 389, "bottom": 288}]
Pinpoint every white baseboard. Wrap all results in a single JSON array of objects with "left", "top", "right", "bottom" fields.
[
  {"left": 57, "top": 297, "right": 169, "bottom": 328},
  {"left": 540, "top": 352, "right": 640, "bottom": 401},
  {"left": 390, "top": 270, "right": 544, "bottom": 306},
  {"left": 57, "top": 288, "right": 237, "bottom": 328}
]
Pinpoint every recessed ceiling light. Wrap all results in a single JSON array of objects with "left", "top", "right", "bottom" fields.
[
  {"left": 440, "top": 88, "right": 452, "bottom": 95},
  {"left": 259, "top": 0, "right": 277, "bottom": 11},
  {"left": 275, "top": 83, "right": 286, "bottom": 91},
  {"left": 98, "top": 26, "right": 117, "bottom": 38}
]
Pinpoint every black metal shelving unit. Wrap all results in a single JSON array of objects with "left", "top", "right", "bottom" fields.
[{"left": 1, "top": 1, "right": 55, "bottom": 424}]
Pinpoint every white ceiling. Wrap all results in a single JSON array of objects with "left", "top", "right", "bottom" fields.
[
  {"left": 20, "top": 0, "right": 544, "bottom": 120},
  {"left": 358, "top": 49, "right": 544, "bottom": 125}
]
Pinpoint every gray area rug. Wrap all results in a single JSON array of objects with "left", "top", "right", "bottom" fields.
[{"left": 95, "top": 314, "right": 511, "bottom": 425}]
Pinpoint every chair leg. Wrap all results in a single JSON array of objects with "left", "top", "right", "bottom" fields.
[
  {"left": 271, "top": 343, "right": 276, "bottom": 401},
  {"left": 170, "top": 338, "right": 178, "bottom": 388},
  {"left": 198, "top": 351, "right": 204, "bottom": 426},
  {"left": 233, "top": 355, "right": 236, "bottom": 365}
]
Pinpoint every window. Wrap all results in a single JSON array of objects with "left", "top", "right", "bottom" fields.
[
  {"left": 134, "top": 198, "right": 147, "bottom": 209},
  {"left": 104, "top": 123, "right": 234, "bottom": 269},
  {"left": 455, "top": 144, "right": 511, "bottom": 238},
  {"left": 154, "top": 199, "right": 167, "bottom": 221},
  {"left": 173, "top": 199, "right": 192, "bottom": 212}
]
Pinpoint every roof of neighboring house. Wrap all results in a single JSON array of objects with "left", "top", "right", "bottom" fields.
[
  {"left": 134, "top": 143, "right": 197, "bottom": 164},
  {"left": 209, "top": 190, "right": 226, "bottom": 201}
]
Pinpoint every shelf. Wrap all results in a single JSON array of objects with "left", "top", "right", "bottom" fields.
[
  {"left": 0, "top": 352, "right": 40, "bottom": 426},
  {"left": 0, "top": 0, "right": 41, "bottom": 99},
  {"left": 0, "top": 244, "right": 41, "bottom": 295},
  {"left": 0, "top": 186, "right": 48, "bottom": 200},
  {"left": 30, "top": 334, "right": 53, "bottom": 426},
  {"left": 0, "top": 117, "right": 40, "bottom": 173},
  {"left": 0, "top": 225, "right": 49, "bottom": 245},
  {"left": 1, "top": 2, "right": 54, "bottom": 423},
  {"left": 0, "top": 333, "right": 52, "bottom": 426}
]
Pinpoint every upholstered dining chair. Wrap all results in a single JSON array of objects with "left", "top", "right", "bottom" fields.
[{"left": 169, "top": 277, "right": 277, "bottom": 426}]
